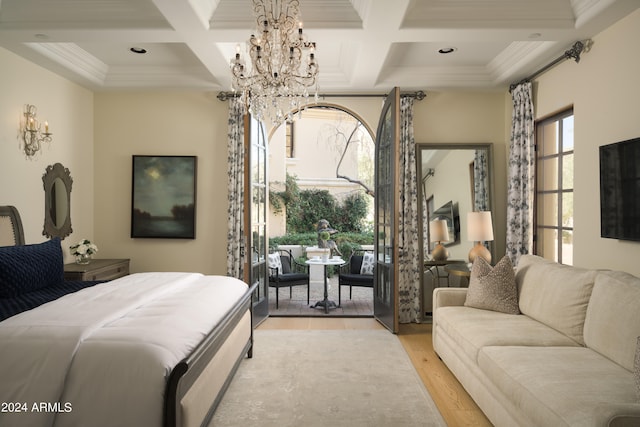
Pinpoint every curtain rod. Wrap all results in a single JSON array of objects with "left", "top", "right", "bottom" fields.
[
  {"left": 509, "top": 40, "right": 591, "bottom": 92},
  {"left": 217, "top": 90, "right": 426, "bottom": 101}
]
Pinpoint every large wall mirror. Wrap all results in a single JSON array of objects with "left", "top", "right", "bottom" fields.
[
  {"left": 418, "top": 143, "right": 495, "bottom": 313},
  {"left": 42, "top": 163, "right": 73, "bottom": 239}
]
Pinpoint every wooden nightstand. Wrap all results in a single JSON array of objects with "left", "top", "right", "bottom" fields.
[{"left": 64, "top": 258, "right": 130, "bottom": 281}]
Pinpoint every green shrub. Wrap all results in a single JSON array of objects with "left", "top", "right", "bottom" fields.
[{"left": 270, "top": 173, "right": 372, "bottom": 234}]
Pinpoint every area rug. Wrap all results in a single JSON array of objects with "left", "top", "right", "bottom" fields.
[{"left": 211, "top": 329, "right": 446, "bottom": 427}]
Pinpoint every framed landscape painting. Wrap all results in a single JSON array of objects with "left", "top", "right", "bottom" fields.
[{"left": 131, "top": 155, "right": 197, "bottom": 239}]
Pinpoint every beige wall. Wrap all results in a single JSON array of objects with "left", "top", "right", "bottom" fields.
[
  {"left": 0, "top": 47, "right": 94, "bottom": 262},
  {"left": 534, "top": 8, "right": 640, "bottom": 275},
  {"left": 93, "top": 92, "right": 230, "bottom": 274}
]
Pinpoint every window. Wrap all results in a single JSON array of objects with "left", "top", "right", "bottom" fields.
[
  {"left": 285, "top": 121, "right": 294, "bottom": 158},
  {"left": 534, "top": 109, "right": 574, "bottom": 264}
]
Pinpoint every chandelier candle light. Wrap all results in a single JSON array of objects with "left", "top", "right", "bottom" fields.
[
  {"left": 20, "top": 104, "right": 52, "bottom": 158},
  {"left": 230, "top": 0, "right": 319, "bottom": 125}
]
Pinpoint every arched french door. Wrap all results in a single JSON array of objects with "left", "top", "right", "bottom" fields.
[
  {"left": 244, "top": 115, "right": 269, "bottom": 325},
  {"left": 246, "top": 98, "right": 400, "bottom": 327},
  {"left": 373, "top": 88, "right": 400, "bottom": 332}
]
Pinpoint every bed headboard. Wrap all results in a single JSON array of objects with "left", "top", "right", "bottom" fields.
[{"left": 0, "top": 206, "right": 25, "bottom": 246}]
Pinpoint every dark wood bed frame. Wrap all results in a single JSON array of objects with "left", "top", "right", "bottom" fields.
[
  {"left": 1, "top": 205, "right": 256, "bottom": 427},
  {"left": 164, "top": 280, "right": 256, "bottom": 427}
]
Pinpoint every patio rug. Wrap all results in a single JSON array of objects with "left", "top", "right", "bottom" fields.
[{"left": 210, "top": 329, "right": 446, "bottom": 427}]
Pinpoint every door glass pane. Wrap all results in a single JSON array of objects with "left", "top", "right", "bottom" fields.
[
  {"left": 562, "top": 230, "right": 573, "bottom": 265},
  {"left": 251, "top": 187, "right": 259, "bottom": 224},
  {"left": 251, "top": 143, "right": 259, "bottom": 184},
  {"left": 562, "top": 192, "right": 573, "bottom": 228},
  {"left": 537, "top": 193, "right": 558, "bottom": 226},
  {"left": 260, "top": 186, "right": 266, "bottom": 223},
  {"left": 257, "top": 141, "right": 266, "bottom": 185},
  {"left": 538, "top": 228, "right": 558, "bottom": 262},
  {"left": 563, "top": 153, "right": 574, "bottom": 189},
  {"left": 540, "top": 122, "right": 559, "bottom": 156},
  {"left": 249, "top": 117, "right": 268, "bottom": 324},
  {"left": 537, "top": 157, "right": 558, "bottom": 191},
  {"left": 251, "top": 225, "right": 259, "bottom": 261},
  {"left": 562, "top": 116, "right": 574, "bottom": 151}
]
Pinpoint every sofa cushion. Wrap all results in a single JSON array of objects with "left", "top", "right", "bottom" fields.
[
  {"left": 465, "top": 256, "right": 519, "bottom": 314},
  {"left": 478, "top": 346, "right": 638, "bottom": 427},
  {"left": 583, "top": 270, "right": 640, "bottom": 372},
  {"left": 435, "top": 306, "right": 579, "bottom": 363},
  {"left": 516, "top": 255, "right": 597, "bottom": 345}
]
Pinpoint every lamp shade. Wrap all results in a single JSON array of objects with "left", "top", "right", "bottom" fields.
[
  {"left": 467, "top": 211, "right": 494, "bottom": 242},
  {"left": 429, "top": 219, "right": 450, "bottom": 243}
]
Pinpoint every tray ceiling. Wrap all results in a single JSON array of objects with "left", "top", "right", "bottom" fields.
[{"left": 0, "top": 0, "right": 637, "bottom": 92}]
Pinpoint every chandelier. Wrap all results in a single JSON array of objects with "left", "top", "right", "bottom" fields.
[{"left": 230, "top": 0, "right": 319, "bottom": 125}]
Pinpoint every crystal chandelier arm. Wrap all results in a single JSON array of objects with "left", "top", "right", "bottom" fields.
[
  {"left": 282, "top": 2, "right": 300, "bottom": 34},
  {"left": 252, "top": 0, "right": 269, "bottom": 27}
]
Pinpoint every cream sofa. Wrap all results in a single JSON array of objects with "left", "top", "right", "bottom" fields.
[{"left": 433, "top": 254, "right": 640, "bottom": 427}]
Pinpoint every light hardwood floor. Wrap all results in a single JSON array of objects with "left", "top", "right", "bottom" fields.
[{"left": 257, "top": 317, "right": 492, "bottom": 427}]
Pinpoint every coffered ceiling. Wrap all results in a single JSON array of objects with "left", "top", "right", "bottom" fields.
[{"left": 0, "top": 0, "right": 637, "bottom": 93}]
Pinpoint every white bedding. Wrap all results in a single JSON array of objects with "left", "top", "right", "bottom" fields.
[{"left": 0, "top": 272, "right": 249, "bottom": 427}]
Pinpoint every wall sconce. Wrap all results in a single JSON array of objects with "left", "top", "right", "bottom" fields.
[
  {"left": 429, "top": 219, "right": 450, "bottom": 261},
  {"left": 20, "top": 104, "right": 52, "bottom": 158},
  {"left": 467, "top": 211, "right": 494, "bottom": 264}
]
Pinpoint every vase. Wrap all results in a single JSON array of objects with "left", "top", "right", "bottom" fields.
[{"left": 75, "top": 254, "right": 91, "bottom": 265}]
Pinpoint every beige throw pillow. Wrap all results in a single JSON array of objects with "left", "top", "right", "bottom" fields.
[{"left": 464, "top": 255, "right": 520, "bottom": 314}]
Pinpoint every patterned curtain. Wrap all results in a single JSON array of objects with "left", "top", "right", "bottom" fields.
[
  {"left": 226, "top": 97, "right": 245, "bottom": 279},
  {"left": 421, "top": 179, "right": 430, "bottom": 256},
  {"left": 473, "top": 149, "right": 489, "bottom": 211},
  {"left": 506, "top": 82, "right": 535, "bottom": 266},
  {"left": 398, "top": 96, "right": 421, "bottom": 323}
]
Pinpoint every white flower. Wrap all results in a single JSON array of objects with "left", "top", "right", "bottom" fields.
[{"left": 70, "top": 239, "right": 99, "bottom": 256}]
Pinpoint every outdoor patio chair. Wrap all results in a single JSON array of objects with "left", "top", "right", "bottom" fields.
[
  {"left": 268, "top": 249, "right": 310, "bottom": 309},
  {"left": 338, "top": 250, "right": 374, "bottom": 305}
]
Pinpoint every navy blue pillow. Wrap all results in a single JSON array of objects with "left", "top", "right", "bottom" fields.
[{"left": 0, "top": 238, "right": 64, "bottom": 298}]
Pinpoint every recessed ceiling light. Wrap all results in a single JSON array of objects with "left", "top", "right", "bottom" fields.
[
  {"left": 438, "top": 47, "right": 457, "bottom": 54},
  {"left": 130, "top": 47, "right": 147, "bottom": 54}
]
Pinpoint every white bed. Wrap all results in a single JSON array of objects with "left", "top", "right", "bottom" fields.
[
  {"left": 0, "top": 271, "right": 254, "bottom": 427},
  {"left": 0, "top": 205, "right": 255, "bottom": 427}
]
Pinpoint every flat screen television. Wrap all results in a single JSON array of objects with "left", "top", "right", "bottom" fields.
[{"left": 599, "top": 137, "right": 640, "bottom": 241}]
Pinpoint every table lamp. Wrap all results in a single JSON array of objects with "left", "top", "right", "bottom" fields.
[
  {"left": 429, "top": 219, "right": 450, "bottom": 261},
  {"left": 467, "top": 211, "right": 494, "bottom": 264}
]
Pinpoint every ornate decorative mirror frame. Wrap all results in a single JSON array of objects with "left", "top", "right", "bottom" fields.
[{"left": 42, "top": 162, "right": 73, "bottom": 239}]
